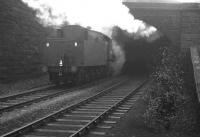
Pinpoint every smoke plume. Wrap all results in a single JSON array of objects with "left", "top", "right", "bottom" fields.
[
  {"left": 109, "top": 24, "right": 161, "bottom": 75},
  {"left": 129, "top": 0, "right": 200, "bottom": 3},
  {"left": 22, "top": 0, "right": 163, "bottom": 75},
  {"left": 22, "top": 0, "right": 152, "bottom": 33},
  {"left": 111, "top": 41, "right": 126, "bottom": 75}
]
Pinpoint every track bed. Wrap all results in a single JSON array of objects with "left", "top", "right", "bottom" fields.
[{"left": 1, "top": 77, "right": 146, "bottom": 137}]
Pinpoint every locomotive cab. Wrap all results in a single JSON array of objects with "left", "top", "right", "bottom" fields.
[
  {"left": 44, "top": 40, "right": 84, "bottom": 84},
  {"left": 43, "top": 25, "right": 112, "bottom": 85}
]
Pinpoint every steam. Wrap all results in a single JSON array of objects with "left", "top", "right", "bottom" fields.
[
  {"left": 111, "top": 41, "right": 126, "bottom": 75},
  {"left": 37, "top": 5, "right": 68, "bottom": 26},
  {"left": 22, "top": 0, "right": 147, "bottom": 33},
  {"left": 128, "top": 0, "right": 200, "bottom": 3},
  {"left": 22, "top": 0, "right": 162, "bottom": 75},
  {"left": 134, "top": 23, "right": 163, "bottom": 42},
  {"left": 22, "top": 0, "right": 161, "bottom": 39}
]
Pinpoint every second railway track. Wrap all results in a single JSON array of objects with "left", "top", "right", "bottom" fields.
[
  {"left": 1, "top": 78, "right": 147, "bottom": 137},
  {"left": 0, "top": 78, "right": 117, "bottom": 113},
  {"left": 0, "top": 85, "right": 59, "bottom": 113}
]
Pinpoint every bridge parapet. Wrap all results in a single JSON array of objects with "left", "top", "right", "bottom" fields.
[
  {"left": 123, "top": 1, "right": 200, "bottom": 102},
  {"left": 190, "top": 46, "right": 200, "bottom": 102},
  {"left": 123, "top": 1, "right": 200, "bottom": 48}
]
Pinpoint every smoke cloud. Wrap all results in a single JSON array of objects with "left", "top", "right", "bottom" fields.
[
  {"left": 22, "top": 0, "right": 151, "bottom": 33},
  {"left": 22, "top": 0, "right": 163, "bottom": 75},
  {"left": 110, "top": 25, "right": 164, "bottom": 75},
  {"left": 127, "top": 0, "right": 200, "bottom": 3},
  {"left": 111, "top": 41, "right": 126, "bottom": 75}
]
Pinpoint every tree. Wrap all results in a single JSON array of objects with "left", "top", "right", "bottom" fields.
[{"left": 0, "top": 0, "right": 47, "bottom": 82}]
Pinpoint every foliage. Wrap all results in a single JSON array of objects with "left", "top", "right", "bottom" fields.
[
  {"left": 144, "top": 46, "right": 186, "bottom": 131},
  {"left": 0, "top": 0, "right": 47, "bottom": 82}
]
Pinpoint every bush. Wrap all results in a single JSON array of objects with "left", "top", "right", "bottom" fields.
[
  {"left": 0, "top": 0, "right": 47, "bottom": 82},
  {"left": 144, "top": 46, "right": 186, "bottom": 131}
]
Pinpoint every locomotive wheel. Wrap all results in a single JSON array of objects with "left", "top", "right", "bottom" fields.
[
  {"left": 54, "top": 80, "right": 60, "bottom": 85},
  {"left": 89, "top": 70, "right": 94, "bottom": 81},
  {"left": 75, "top": 70, "right": 84, "bottom": 85},
  {"left": 96, "top": 69, "right": 101, "bottom": 79},
  {"left": 84, "top": 71, "right": 90, "bottom": 83},
  {"left": 49, "top": 73, "right": 53, "bottom": 82},
  {"left": 88, "top": 69, "right": 92, "bottom": 82},
  {"left": 91, "top": 70, "right": 96, "bottom": 81},
  {"left": 49, "top": 73, "right": 60, "bottom": 85},
  {"left": 99, "top": 68, "right": 104, "bottom": 78}
]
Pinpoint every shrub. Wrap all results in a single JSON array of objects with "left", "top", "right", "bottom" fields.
[
  {"left": 144, "top": 46, "right": 186, "bottom": 131},
  {"left": 0, "top": 0, "right": 47, "bottom": 82}
]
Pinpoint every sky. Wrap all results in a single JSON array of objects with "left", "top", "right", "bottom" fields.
[
  {"left": 22, "top": 0, "right": 153, "bottom": 33},
  {"left": 124, "top": 0, "right": 200, "bottom": 3},
  {"left": 22, "top": 0, "right": 200, "bottom": 35}
]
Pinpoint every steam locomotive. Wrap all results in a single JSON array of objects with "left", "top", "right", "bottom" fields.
[{"left": 43, "top": 25, "right": 113, "bottom": 84}]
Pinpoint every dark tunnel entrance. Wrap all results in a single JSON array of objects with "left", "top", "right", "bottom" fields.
[
  {"left": 122, "top": 36, "right": 172, "bottom": 76},
  {"left": 112, "top": 26, "right": 172, "bottom": 76}
]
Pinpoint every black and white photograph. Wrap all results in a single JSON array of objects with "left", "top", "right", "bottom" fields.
[{"left": 0, "top": 0, "right": 200, "bottom": 137}]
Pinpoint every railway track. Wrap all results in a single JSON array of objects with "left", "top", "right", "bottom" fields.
[
  {"left": 0, "top": 84, "right": 54, "bottom": 102},
  {"left": 0, "top": 78, "right": 112, "bottom": 113},
  {"left": 0, "top": 85, "right": 59, "bottom": 113},
  {"left": 1, "top": 78, "right": 146, "bottom": 137}
]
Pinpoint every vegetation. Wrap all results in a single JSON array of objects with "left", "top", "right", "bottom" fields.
[
  {"left": 0, "top": 0, "right": 47, "bottom": 82},
  {"left": 112, "top": 26, "right": 200, "bottom": 134},
  {"left": 144, "top": 46, "right": 200, "bottom": 134}
]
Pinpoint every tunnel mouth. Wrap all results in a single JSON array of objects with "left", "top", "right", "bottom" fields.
[
  {"left": 111, "top": 24, "right": 173, "bottom": 77},
  {"left": 120, "top": 35, "right": 172, "bottom": 76},
  {"left": 122, "top": 61, "right": 149, "bottom": 76}
]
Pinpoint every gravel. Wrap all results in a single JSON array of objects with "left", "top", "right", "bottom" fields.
[
  {"left": 106, "top": 81, "right": 200, "bottom": 137},
  {"left": 0, "top": 76, "right": 124, "bottom": 135},
  {"left": 0, "top": 74, "right": 50, "bottom": 97}
]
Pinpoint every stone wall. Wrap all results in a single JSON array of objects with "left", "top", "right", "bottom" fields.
[
  {"left": 181, "top": 10, "right": 200, "bottom": 48},
  {"left": 0, "top": 0, "right": 47, "bottom": 82}
]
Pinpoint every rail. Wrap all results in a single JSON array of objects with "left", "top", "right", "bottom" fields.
[{"left": 0, "top": 80, "right": 127, "bottom": 137}]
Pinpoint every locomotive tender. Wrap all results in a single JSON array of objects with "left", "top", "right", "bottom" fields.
[{"left": 44, "top": 25, "right": 113, "bottom": 84}]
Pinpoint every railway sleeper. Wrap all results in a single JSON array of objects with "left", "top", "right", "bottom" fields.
[{"left": 2, "top": 79, "right": 146, "bottom": 137}]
